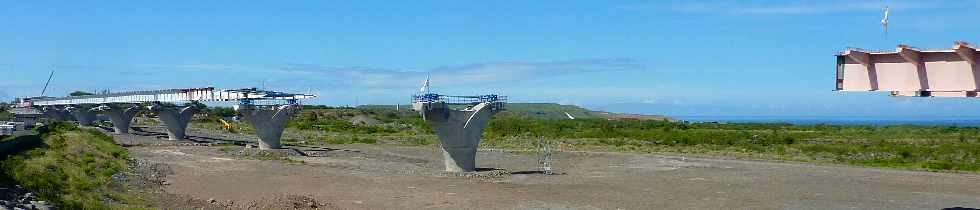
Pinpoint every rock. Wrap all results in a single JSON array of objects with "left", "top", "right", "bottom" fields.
[
  {"left": 207, "top": 198, "right": 217, "bottom": 204},
  {"left": 32, "top": 201, "right": 51, "bottom": 210}
]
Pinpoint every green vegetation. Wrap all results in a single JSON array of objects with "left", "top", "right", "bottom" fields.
[
  {"left": 314, "top": 135, "right": 378, "bottom": 144},
  {"left": 0, "top": 103, "right": 12, "bottom": 121},
  {"left": 220, "top": 146, "right": 303, "bottom": 164},
  {"left": 69, "top": 91, "right": 94, "bottom": 96},
  {"left": 181, "top": 103, "right": 980, "bottom": 172},
  {"left": 272, "top": 104, "right": 980, "bottom": 172},
  {"left": 0, "top": 110, "right": 12, "bottom": 121},
  {"left": 288, "top": 106, "right": 425, "bottom": 135},
  {"left": 1, "top": 122, "right": 144, "bottom": 209},
  {"left": 495, "top": 103, "right": 599, "bottom": 119},
  {"left": 483, "top": 119, "right": 980, "bottom": 172}
]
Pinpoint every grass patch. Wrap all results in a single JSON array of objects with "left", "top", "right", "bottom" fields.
[
  {"left": 314, "top": 135, "right": 378, "bottom": 145},
  {"left": 223, "top": 147, "right": 304, "bottom": 164},
  {"left": 0, "top": 122, "right": 147, "bottom": 209},
  {"left": 397, "top": 136, "right": 435, "bottom": 146}
]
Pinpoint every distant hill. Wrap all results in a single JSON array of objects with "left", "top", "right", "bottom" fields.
[
  {"left": 497, "top": 103, "right": 597, "bottom": 119},
  {"left": 357, "top": 103, "right": 673, "bottom": 121}
]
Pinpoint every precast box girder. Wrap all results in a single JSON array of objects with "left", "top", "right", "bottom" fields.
[{"left": 836, "top": 42, "right": 979, "bottom": 97}]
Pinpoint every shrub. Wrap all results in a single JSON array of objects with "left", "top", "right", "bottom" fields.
[{"left": 920, "top": 160, "right": 954, "bottom": 171}]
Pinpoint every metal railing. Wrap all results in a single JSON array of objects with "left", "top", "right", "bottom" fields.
[{"left": 412, "top": 93, "right": 507, "bottom": 109}]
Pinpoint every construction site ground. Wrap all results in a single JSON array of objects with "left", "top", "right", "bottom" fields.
[{"left": 117, "top": 126, "right": 980, "bottom": 210}]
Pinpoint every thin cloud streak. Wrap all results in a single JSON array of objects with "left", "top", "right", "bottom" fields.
[
  {"left": 280, "top": 59, "right": 644, "bottom": 89},
  {"left": 14, "top": 59, "right": 644, "bottom": 98},
  {"left": 141, "top": 64, "right": 237, "bottom": 70},
  {"left": 620, "top": 0, "right": 966, "bottom": 15}
]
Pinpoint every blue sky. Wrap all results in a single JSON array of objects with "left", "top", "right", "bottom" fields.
[{"left": 2, "top": 0, "right": 980, "bottom": 117}]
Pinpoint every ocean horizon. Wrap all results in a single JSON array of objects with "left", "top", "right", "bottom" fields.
[{"left": 673, "top": 115, "right": 980, "bottom": 126}]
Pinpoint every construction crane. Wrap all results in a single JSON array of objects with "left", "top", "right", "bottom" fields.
[{"left": 40, "top": 70, "right": 54, "bottom": 96}]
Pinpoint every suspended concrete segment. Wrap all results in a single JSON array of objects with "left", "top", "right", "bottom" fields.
[
  {"left": 413, "top": 93, "right": 506, "bottom": 172},
  {"left": 836, "top": 41, "right": 980, "bottom": 97},
  {"left": 19, "top": 87, "right": 316, "bottom": 149},
  {"left": 237, "top": 104, "right": 301, "bottom": 149}
]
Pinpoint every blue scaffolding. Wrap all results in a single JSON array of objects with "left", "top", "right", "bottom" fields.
[{"left": 412, "top": 93, "right": 507, "bottom": 109}]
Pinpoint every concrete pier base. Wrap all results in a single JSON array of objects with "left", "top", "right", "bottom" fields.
[
  {"left": 66, "top": 106, "right": 97, "bottom": 127},
  {"left": 152, "top": 105, "right": 198, "bottom": 140},
  {"left": 414, "top": 102, "right": 501, "bottom": 172},
  {"left": 237, "top": 105, "right": 300, "bottom": 149},
  {"left": 103, "top": 104, "right": 141, "bottom": 134}
]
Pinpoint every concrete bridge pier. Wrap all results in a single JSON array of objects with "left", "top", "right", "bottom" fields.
[
  {"left": 65, "top": 105, "right": 98, "bottom": 127},
  {"left": 151, "top": 105, "right": 198, "bottom": 140},
  {"left": 413, "top": 102, "right": 501, "bottom": 172},
  {"left": 102, "top": 104, "right": 142, "bottom": 134},
  {"left": 236, "top": 104, "right": 300, "bottom": 149}
]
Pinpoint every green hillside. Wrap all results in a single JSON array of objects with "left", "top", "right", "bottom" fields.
[
  {"left": 357, "top": 103, "right": 669, "bottom": 120},
  {"left": 496, "top": 103, "right": 596, "bottom": 119}
]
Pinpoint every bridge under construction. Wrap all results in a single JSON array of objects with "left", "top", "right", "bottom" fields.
[
  {"left": 15, "top": 87, "right": 315, "bottom": 150},
  {"left": 412, "top": 93, "right": 506, "bottom": 172}
]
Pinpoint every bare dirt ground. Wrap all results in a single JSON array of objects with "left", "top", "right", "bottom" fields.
[{"left": 116, "top": 126, "right": 980, "bottom": 210}]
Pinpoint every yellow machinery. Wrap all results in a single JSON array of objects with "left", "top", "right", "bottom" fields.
[{"left": 218, "top": 119, "right": 233, "bottom": 132}]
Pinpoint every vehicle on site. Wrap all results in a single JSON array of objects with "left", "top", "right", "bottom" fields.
[{"left": 0, "top": 123, "right": 14, "bottom": 136}]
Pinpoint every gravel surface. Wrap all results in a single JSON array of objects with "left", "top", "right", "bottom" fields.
[
  {"left": 121, "top": 142, "right": 980, "bottom": 210},
  {"left": 85, "top": 126, "right": 980, "bottom": 209}
]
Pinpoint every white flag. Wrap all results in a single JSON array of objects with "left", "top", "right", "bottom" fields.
[{"left": 420, "top": 75, "right": 430, "bottom": 92}]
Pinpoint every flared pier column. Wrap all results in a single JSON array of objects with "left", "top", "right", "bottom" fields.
[
  {"left": 101, "top": 104, "right": 141, "bottom": 134},
  {"left": 41, "top": 106, "right": 73, "bottom": 121},
  {"left": 413, "top": 102, "right": 502, "bottom": 172},
  {"left": 151, "top": 105, "right": 198, "bottom": 140},
  {"left": 237, "top": 104, "right": 300, "bottom": 149},
  {"left": 66, "top": 105, "right": 97, "bottom": 127}
]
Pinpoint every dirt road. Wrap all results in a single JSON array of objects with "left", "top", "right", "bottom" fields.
[{"left": 126, "top": 141, "right": 980, "bottom": 210}]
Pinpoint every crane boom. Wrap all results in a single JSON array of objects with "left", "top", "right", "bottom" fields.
[{"left": 40, "top": 70, "right": 54, "bottom": 96}]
